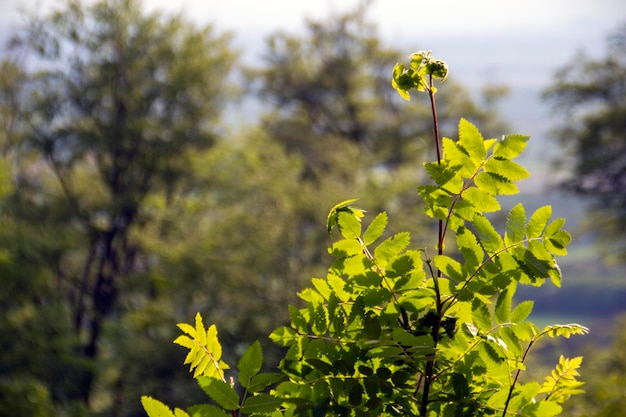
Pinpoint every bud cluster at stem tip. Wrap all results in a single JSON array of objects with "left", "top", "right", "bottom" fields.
[{"left": 392, "top": 50, "right": 448, "bottom": 100}]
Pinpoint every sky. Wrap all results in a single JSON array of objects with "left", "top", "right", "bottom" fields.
[{"left": 1, "top": 0, "right": 625, "bottom": 181}]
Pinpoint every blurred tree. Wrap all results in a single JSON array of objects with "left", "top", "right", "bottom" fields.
[
  {"left": 543, "top": 23, "right": 626, "bottom": 262},
  {"left": 248, "top": 2, "right": 509, "bottom": 243},
  {"left": 0, "top": 0, "right": 236, "bottom": 414}
]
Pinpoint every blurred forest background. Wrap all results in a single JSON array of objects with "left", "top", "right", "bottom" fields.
[{"left": 0, "top": 0, "right": 624, "bottom": 416}]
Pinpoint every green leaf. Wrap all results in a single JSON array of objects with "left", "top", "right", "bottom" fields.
[
  {"left": 247, "top": 373, "right": 284, "bottom": 393},
  {"left": 374, "top": 232, "right": 410, "bottom": 264},
  {"left": 495, "top": 288, "right": 513, "bottom": 324},
  {"left": 337, "top": 211, "right": 362, "bottom": 239},
  {"left": 241, "top": 394, "right": 283, "bottom": 414},
  {"left": 472, "top": 299, "right": 492, "bottom": 332},
  {"left": 362, "top": 211, "right": 388, "bottom": 245},
  {"left": 493, "top": 133, "right": 529, "bottom": 160},
  {"left": 505, "top": 203, "right": 526, "bottom": 246},
  {"left": 238, "top": 341, "right": 263, "bottom": 388},
  {"left": 472, "top": 213, "right": 503, "bottom": 252},
  {"left": 289, "top": 305, "right": 308, "bottom": 334},
  {"left": 312, "top": 303, "right": 329, "bottom": 335},
  {"left": 539, "top": 355, "right": 585, "bottom": 404},
  {"left": 443, "top": 137, "right": 472, "bottom": 174},
  {"left": 544, "top": 218, "right": 571, "bottom": 256},
  {"left": 458, "top": 118, "right": 486, "bottom": 163},
  {"left": 456, "top": 227, "right": 484, "bottom": 269},
  {"left": 195, "top": 313, "right": 207, "bottom": 346},
  {"left": 329, "top": 239, "right": 364, "bottom": 258},
  {"left": 475, "top": 171, "right": 519, "bottom": 195},
  {"left": 500, "top": 326, "right": 523, "bottom": 356},
  {"left": 510, "top": 300, "right": 534, "bottom": 323},
  {"left": 526, "top": 206, "right": 552, "bottom": 238},
  {"left": 197, "top": 377, "right": 240, "bottom": 411},
  {"left": 187, "top": 404, "right": 230, "bottom": 417},
  {"left": 484, "top": 158, "right": 530, "bottom": 182},
  {"left": 311, "top": 278, "right": 332, "bottom": 300},
  {"left": 463, "top": 187, "right": 501, "bottom": 212},
  {"left": 543, "top": 324, "right": 589, "bottom": 339},
  {"left": 424, "top": 162, "right": 464, "bottom": 193},
  {"left": 326, "top": 199, "right": 362, "bottom": 236},
  {"left": 524, "top": 400, "right": 562, "bottom": 417},
  {"left": 451, "top": 373, "right": 470, "bottom": 398},
  {"left": 269, "top": 326, "right": 299, "bottom": 346},
  {"left": 141, "top": 396, "right": 179, "bottom": 417},
  {"left": 434, "top": 255, "right": 464, "bottom": 282}
]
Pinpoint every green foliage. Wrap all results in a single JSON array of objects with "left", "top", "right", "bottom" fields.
[
  {"left": 392, "top": 50, "right": 449, "bottom": 99},
  {"left": 142, "top": 54, "right": 588, "bottom": 414},
  {"left": 0, "top": 0, "right": 237, "bottom": 414},
  {"left": 543, "top": 23, "right": 626, "bottom": 261},
  {"left": 174, "top": 313, "right": 230, "bottom": 379}
]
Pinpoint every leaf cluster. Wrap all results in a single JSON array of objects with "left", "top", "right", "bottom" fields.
[{"left": 142, "top": 120, "right": 588, "bottom": 417}]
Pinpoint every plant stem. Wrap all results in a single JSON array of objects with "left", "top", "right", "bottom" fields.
[
  {"left": 502, "top": 339, "right": 535, "bottom": 416},
  {"left": 420, "top": 74, "right": 444, "bottom": 417}
]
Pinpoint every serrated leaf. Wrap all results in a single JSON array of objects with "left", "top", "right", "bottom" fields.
[
  {"left": 505, "top": 204, "right": 526, "bottom": 246},
  {"left": 247, "top": 373, "right": 283, "bottom": 393},
  {"left": 493, "top": 133, "right": 529, "bottom": 159},
  {"left": 173, "top": 335, "right": 194, "bottom": 349},
  {"left": 238, "top": 341, "right": 263, "bottom": 388},
  {"left": 526, "top": 206, "right": 552, "bottom": 238},
  {"left": 141, "top": 396, "right": 178, "bottom": 417},
  {"left": 539, "top": 355, "right": 585, "bottom": 404},
  {"left": 472, "top": 213, "right": 503, "bottom": 252},
  {"left": 311, "top": 278, "right": 332, "bottom": 301},
  {"left": 434, "top": 255, "right": 464, "bottom": 282},
  {"left": 543, "top": 324, "right": 589, "bottom": 339},
  {"left": 545, "top": 230, "right": 571, "bottom": 256},
  {"left": 306, "top": 358, "right": 335, "bottom": 375},
  {"left": 472, "top": 298, "right": 492, "bottom": 332},
  {"left": 374, "top": 232, "right": 410, "bottom": 264},
  {"left": 195, "top": 313, "right": 207, "bottom": 346},
  {"left": 241, "top": 394, "right": 283, "bottom": 414},
  {"left": 463, "top": 187, "right": 501, "bottom": 213},
  {"left": 425, "top": 162, "right": 464, "bottom": 192},
  {"left": 458, "top": 118, "right": 486, "bottom": 163},
  {"left": 312, "top": 304, "right": 329, "bottom": 336},
  {"left": 329, "top": 239, "right": 363, "bottom": 258},
  {"left": 451, "top": 373, "right": 470, "bottom": 398},
  {"left": 443, "top": 137, "right": 473, "bottom": 175},
  {"left": 484, "top": 158, "right": 530, "bottom": 181},
  {"left": 456, "top": 227, "right": 484, "bottom": 269},
  {"left": 386, "top": 254, "right": 415, "bottom": 278},
  {"left": 362, "top": 211, "right": 388, "bottom": 245},
  {"left": 289, "top": 305, "right": 308, "bottom": 333},
  {"left": 337, "top": 211, "right": 362, "bottom": 239},
  {"left": 475, "top": 171, "right": 519, "bottom": 195},
  {"left": 197, "top": 377, "right": 240, "bottom": 411},
  {"left": 510, "top": 300, "right": 534, "bottom": 323},
  {"left": 500, "top": 326, "right": 523, "bottom": 356},
  {"left": 479, "top": 339, "right": 503, "bottom": 364},
  {"left": 524, "top": 400, "right": 562, "bottom": 417},
  {"left": 176, "top": 322, "right": 196, "bottom": 337},
  {"left": 495, "top": 288, "right": 513, "bottom": 324},
  {"left": 269, "top": 326, "right": 299, "bottom": 346},
  {"left": 327, "top": 198, "right": 359, "bottom": 235}
]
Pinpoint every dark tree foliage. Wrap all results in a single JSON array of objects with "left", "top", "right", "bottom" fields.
[
  {"left": 0, "top": 0, "right": 236, "bottom": 414},
  {"left": 543, "top": 23, "right": 626, "bottom": 261},
  {"left": 250, "top": 3, "right": 507, "bottom": 176}
]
